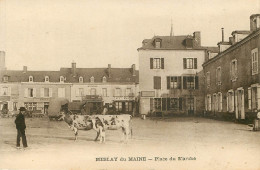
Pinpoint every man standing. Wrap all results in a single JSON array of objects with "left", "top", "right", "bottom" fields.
[{"left": 15, "top": 107, "right": 28, "bottom": 149}]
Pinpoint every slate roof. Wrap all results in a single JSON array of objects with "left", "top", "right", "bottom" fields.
[
  {"left": 231, "top": 30, "right": 251, "bottom": 35},
  {"left": 138, "top": 35, "right": 219, "bottom": 53},
  {"left": 0, "top": 67, "right": 139, "bottom": 83}
]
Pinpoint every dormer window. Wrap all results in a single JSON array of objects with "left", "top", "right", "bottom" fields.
[
  {"left": 45, "top": 76, "right": 49, "bottom": 82},
  {"left": 79, "top": 76, "right": 83, "bottom": 83},
  {"left": 3, "top": 76, "right": 8, "bottom": 83},
  {"left": 29, "top": 76, "right": 33, "bottom": 82},
  {"left": 60, "top": 76, "right": 64, "bottom": 83},
  {"left": 154, "top": 38, "right": 162, "bottom": 49},
  {"left": 90, "top": 76, "right": 94, "bottom": 83},
  {"left": 102, "top": 76, "right": 107, "bottom": 83}
]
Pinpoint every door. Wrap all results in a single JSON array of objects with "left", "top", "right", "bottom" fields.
[
  {"left": 236, "top": 89, "right": 245, "bottom": 119},
  {"left": 187, "top": 97, "right": 194, "bottom": 115},
  {"left": 44, "top": 102, "right": 49, "bottom": 114}
]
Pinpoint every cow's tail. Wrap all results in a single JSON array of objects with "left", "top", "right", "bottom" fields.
[{"left": 130, "top": 115, "right": 133, "bottom": 138}]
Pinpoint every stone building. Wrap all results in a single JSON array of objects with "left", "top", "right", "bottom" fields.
[
  {"left": 138, "top": 31, "right": 218, "bottom": 116},
  {"left": 203, "top": 14, "right": 260, "bottom": 121}
]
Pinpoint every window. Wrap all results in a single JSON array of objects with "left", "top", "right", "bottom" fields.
[
  {"left": 207, "top": 94, "right": 211, "bottom": 111},
  {"left": 102, "top": 76, "right": 107, "bottom": 83},
  {"left": 154, "top": 98, "right": 162, "bottom": 110},
  {"left": 227, "top": 90, "right": 234, "bottom": 112},
  {"left": 206, "top": 72, "right": 210, "bottom": 87},
  {"left": 28, "top": 88, "right": 34, "bottom": 98},
  {"left": 169, "top": 98, "right": 179, "bottom": 109},
  {"left": 90, "top": 88, "right": 96, "bottom": 95},
  {"left": 115, "top": 102, "right": 123, "bottom": 111},
  {"left": 29, "top": 76, "right": 33, "bottom": 82},
  {"left": 79, "top": 88, "right": 84, "bottom": 96},
  {"left": 44, "top": 88, "right": 49, "bottom": 97},
  {"left": 58, "top": 88, "right": 65, "bottom": 98},
  {"left": 125, "top": 88, "right": 132, "bottom": 96},
  {"left": 154, "top": 76, "right": 161, "bottom": 89},
  {"left": 213, "top": 94, "right": 218, "bottom": 111},
  {"left": 13, "top": 102, "right": 17, "bottom": 111},
  {"left": 252, "top": 48, "right": 258, "bottom": 75},
  {"left": 90, "top": 76, "right": 94, "bottom": 83},
  {"left": 251, "top": 87, "right": 258, "bottom": 110},
  {"left": 2, "top": 87, "right": 8, "bottom": 96},
  {"left": 24, "top": 102, "right": 37, "bottom": 111},
  {"left": 60, "top": 76, "right": 64, "bottom": 83},
  {"left": 155, "top": 41, "right": 161, "bottom": 48},
  {"left": 183, "top": 76, "right": 198, "bottom": 89},
  {"left": 45, "top": 76, "right": 49, "bottom": 82},
  {"left": 230, "top": 59, "right": 237, "bottom": 81},
  {"left": 150, "top": 58, "right": 164, "bottom": 69},
  {"left": 115, "top": 88, "right": 122, "bottom": 96},
  {"left": 3, "top": 76, "right": 8, "bottom": 82},
  {"left": 102, "top": 88, "right": 107, "bottom": 97},
  {"left": 79, "top": 77, "right": 83, "bottom": 83},
  {"left": 216, "top": 67, "right": 221, "bottom": 85},
  {"left": 183, "top": 58, "right": 197, "bottom": 69},
  {"left": 217, "top": 92, "right": 222, "bottom": 111},
  {"left": 167, "top": 76, "right": 181, "bottom": 89},
  {"left": 125, "top": 102, "right": 133, "bottom": 112}
]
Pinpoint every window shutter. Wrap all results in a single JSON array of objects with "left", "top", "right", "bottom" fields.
[
  {"left": 241, "top": 90, "right": 245, "bottom": 119},
  {"left": 235, "top": 61, "right": 238, "bottom": 78},
  {"left": 220, "top": 93, "right": 222, "bottom": 111},
  {"left": 183, "top": 58, "right": 187, "bottom": 69},
  {"left": 209, "top": 95, "right": 211, "bottom": 111},
  {"left": 226, "top": 93, "right": 229, "bottom": 112},
  {"left": 179, "top": 98, "right": 182, "bottom": 110},
  {"left": 150, "top": 98, "right": 154, "bottom": 111},
  {"left": 256, "top": 51, "right": 258, "bottom": 74},
  {"left": 150, "top": 58, "right": 153, "bottom": 69},
  {"left": 195, "top": 76, "right": 199, "bottom": 89},
  {"left": 157, "top": 77, "right": 161, "bottom": 89},
  {"left": 205, "top": 96, "right": 207, "bottom": 111},
  {"left": 248, "top": 88, "right": 251, "bottom": 110},
  {"left": 49, "top": 88, "right": 52, "bottom": 98},
  {"left": 161, "top": 58, "right": 164, "bottom": 69},
  {"left": 167, "top": 77, "right": 170, "bottom": 89},
  {"left": 231, "top": 92, "right": 235, "bottom": 112},
  {"left": 33, "top": 88, "right": 36, "bottom": 97},
  {"left": 40, "top": 88, "right": 44, "bottom": 97},
  {"left": 230, "top": 62, "right": 232, "bottom": 80},
  {"left": 154, "top": 76, "right": 161, "bottom": 89},
  {"left": 24, "top": 88, "right": 28, "bottom": 98},
  {"left": 257, "top": 86, "right": 260, "bottom": 110},
  {"left": 235, "top": 91, "right": 238, "bottom": 119},
  {"left": 183, "top": 77, "right": 187, "bottom": 89},
  {"left": 194, "top": 58, "right": 197, "bottom": 69}
]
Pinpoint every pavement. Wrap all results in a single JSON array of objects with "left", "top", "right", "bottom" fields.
[{"left": 0, "top": 116, "right": 260, "bottom": 170}]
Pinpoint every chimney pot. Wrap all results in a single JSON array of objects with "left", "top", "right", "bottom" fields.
[
  {"left": 23, "top": 66, "right": 27, "bottom": 73},
  {"left": 221, "top": 28, "right": 224, "bottom": 42},
  {"left": 108, "top": 64, "right": 111, "bottom": 78},
  {"left": 71, "top": 61, "right": 76, "bottom": 77},
  {"left": 132, "top": 64, "right": 136, "bottom": 76}
]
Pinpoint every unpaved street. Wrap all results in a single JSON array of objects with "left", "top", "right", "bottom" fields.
[{"left": 1, "top": 117, "right": 260, "bottom": 170}]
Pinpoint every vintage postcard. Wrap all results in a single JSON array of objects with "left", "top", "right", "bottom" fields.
[{"left": 0, "top": 0, "right": 260, "bottom": 170}]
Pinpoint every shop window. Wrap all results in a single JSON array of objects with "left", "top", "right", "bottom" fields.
[
  {"left": 154, "top": 98, "right": 162, "bottom": 110},
  {"left": 115, "top": 102, "right": 122, "bottom": 112}
]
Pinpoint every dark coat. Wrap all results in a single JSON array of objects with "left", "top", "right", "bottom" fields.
[{"left": 15, "top": 113, "right": 26, "bottom": 130}]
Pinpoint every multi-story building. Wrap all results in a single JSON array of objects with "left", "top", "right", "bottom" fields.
[
  {"left": 0, "top": 59, "right": 139, "bottom": 115},
  {"left": 203, "top": 14, "right": 260, "bottom": 121},
  {"left": 138, "top": 32, "right": 218, "bottom": 116},
  {"left": 0, "top": 66, "right": 72, "bottom": 114},
  {"left": 65, "top": 62, "right": 139, "bottom": 114}
]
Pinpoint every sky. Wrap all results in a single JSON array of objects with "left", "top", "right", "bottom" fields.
[{"left": 0, "top": 0, "right": 259, "bottom": 71}]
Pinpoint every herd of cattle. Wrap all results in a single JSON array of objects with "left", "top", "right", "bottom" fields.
[{"left": 58, "top": 112, "right": 132, "bottom": 143}]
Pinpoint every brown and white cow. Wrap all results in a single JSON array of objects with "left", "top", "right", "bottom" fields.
[{"left": 58, "top": 113, "right": 132, "bottom": 143}]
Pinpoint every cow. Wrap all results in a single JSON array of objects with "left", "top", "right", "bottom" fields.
[{"left": 58, "top": 112, "right": 132, "bottom": 143}]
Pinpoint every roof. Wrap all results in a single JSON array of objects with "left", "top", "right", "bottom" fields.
[
  {"left": 138, "top": 35, "right": 218, "bottom": 52},
  {"left": 231, "top": 30, "right": 251, "bottom": 35},
  {"left": 202, "top": 46, "right": 219, "bottom": 53},
  {"left": 0, "top": 67, "right": 139, "bottom": 84}
]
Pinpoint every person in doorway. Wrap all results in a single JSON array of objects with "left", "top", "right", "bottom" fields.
[{"left": 15, "top": 107, "right": 28, "bottom": 149}]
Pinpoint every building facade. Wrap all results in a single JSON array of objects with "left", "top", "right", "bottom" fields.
[
  {"left": 203, "top": 14, "right": 260, "bottom": 121},
  {"left": 138, "top": 32, "right": 218, "bottom": 116}
]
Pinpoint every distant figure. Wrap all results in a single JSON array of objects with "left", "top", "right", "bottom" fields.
[
  {"left": 102, "top": 106, "right": 108, "bottom": 115},
  {"left": 15, "top": 107, "right": 28, "bottom": 149}
]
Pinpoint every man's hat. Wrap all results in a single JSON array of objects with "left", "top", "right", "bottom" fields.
[{"left": 19, "top": 107, "right": 26, "bottom": 111}]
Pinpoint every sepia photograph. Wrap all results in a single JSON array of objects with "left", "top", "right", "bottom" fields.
[{"left": 0, "top": 0, "right": 260, "bottom": 169}]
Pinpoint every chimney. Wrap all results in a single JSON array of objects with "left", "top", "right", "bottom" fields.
[
  {"left": 0, "top": 51, "right": 6, "bottom": 70},
  {"left": 23, "top": 66, "right": 27, "bottom": 73},
  {"left": 221, "top": 28, "right": 224, "bottom": 42},
  {"left": 107, "top": 64, "right": 111, "bottom": 78},
  {"left": 193, "top": 31, "right": 201, "bottom": 47},
  {"left": 250, "top": 14, "right": 260, "bottom": 31},
  {"left": 132, "top": 64, "right": 136, "bottom": 76},
  {"left": 71, "top": 61, "right": 76, "bottom": 77}
]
